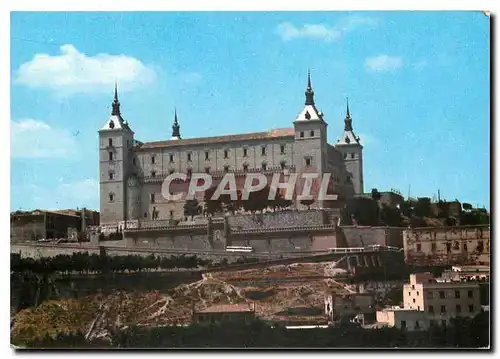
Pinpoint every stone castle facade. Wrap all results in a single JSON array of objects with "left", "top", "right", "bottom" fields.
[{"left": 99, "top": 73, "right": 364, "bottom": 225}]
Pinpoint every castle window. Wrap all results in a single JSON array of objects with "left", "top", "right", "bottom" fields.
[
  {"left": 262, "top": 163, "right": 267, "bottom": 170},
  {"left": 416, "top": 243, "right": 422, "bottom": 252},
  {"left": 170, "top": 210, "right": 174, "bottom": 218},
  {"left": 205, "top": 167, "right": 210, "bottom": 174},
  {"left": 144, "top": 212, "right": 147, "bottom": 218},
  {"left": 469, "top": 305, "right": 474, "bottom": 313},
  {"left": 305, "top": 158, "right": 311, "bottom": 167},
  {"left": 224, "top": 165, "right": 229, "bottom": 173},
  {"left": 280, "top": 145, "right": 285, "bottom": 154},
  {"left": 205, "top": 151, "right": 209, "bottom": 160},
  {"left": 169, "top": 169, "right": 175, "bottom": 175},
  {"left": 431, "top": 243, "right": 437, "bottom": 252},
  {"left": 261, "top": 146, "right": 266, "bottom": 156},
  {"left": 108, "top": 138, "right": 113, "bottom": 147},
  {"left": 109, "top": 193, "right": 115, "bottom": 202},
  {"left": 456, "top": 305, "right": 462, "bottom": 313},
  {"left": 224, "top": 150, "right": 229, "bottom": 159},
  {"left": 243, "top": 148, "right": 248, "bottom": 157},
  {"left": 463, "top": 243, "right": 468, "bottom": 251},
  {"left": 109, "top": 152, "right": 113, "bottom": 161},
  {"left": 151, "top": 155, "right": 156, "bottom": 164},
  {"left": 187, "top": 168, "right": 192, "bottom": 177},
  {"left": 351, "top": 153, "right": 355, "bottom": 159},
  {"left": 243, "top": 164, "right": 249, "bottom": 172},
  {"left": 468, "top": 290, "right": 473, "bottom": 298},
  {"left": 169, "top": 154, "right": 174, "bottom": 163},
  {"left": 133, "top": 158, "right": 136, "bottom": 166},
  {"left": 310, "top": 130, "right": 314, "bottom": 137},
  {"left": 280, "top": 161, "right": 286, "bottom": 170},
  {"left": 151, "top": 171, "right": 156, "bottom": 178},
  {"left": 150, "top": 193, "right": 155, "bottom": 204},
  {"left": 187, "top": 153, "right": 192, "bottom": 162},
  {"left": 108, "top": 172, "right": 114, "bottom": 180},
  {"left": 300, "top": 131, "right": 304, "bottom": 138}
]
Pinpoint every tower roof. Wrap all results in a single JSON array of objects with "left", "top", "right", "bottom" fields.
[
  {"left": 101, "top": 83, "right": 132, "bottom": 132},
  {"left": 295, "top": 71, "right": 325, "bottom": 123},
  {"left": 336, "top": 98, "right": 361, "bottom": 146},
  {"left": 171, "top": 108, "right": 181, "bottom": 140}
]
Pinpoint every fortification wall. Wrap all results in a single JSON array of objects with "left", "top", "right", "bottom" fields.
[
  {"left": 228, "top": 210, "right": 325, "bottom": 230},
  {"left": 340, "top": 226, "right": 404, "bottom": 248}
]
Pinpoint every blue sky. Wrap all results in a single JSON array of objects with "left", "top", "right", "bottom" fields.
[{"left": 10, "top": 11, "right": 490, "bottom": 211}]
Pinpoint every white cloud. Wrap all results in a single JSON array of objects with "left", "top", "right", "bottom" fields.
[
  {"left": 365, "top": 55, "right": 403, "bottom": 72},
  {"left": 276, "top": 15, "right": 377, "bottom": 42},
  {"left": 14, "top": 44, "right": 156, "bottom": 94},
  {"left": 11, "top": 119, "right": 78, "bottom": 159}
]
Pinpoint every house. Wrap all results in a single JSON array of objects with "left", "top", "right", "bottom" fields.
[
  {"left": 376, "top": 307, "right": 429, "bottom": 331},
  {"left": 324, "top": 292, "right": 375, "bottom": 320}
]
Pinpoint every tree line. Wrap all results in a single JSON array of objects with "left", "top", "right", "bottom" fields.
[
  {"left": 12, "top": 312, "right": 489, "bottom": 349},
  {"left": 10, "top": 252, "right": 264, "bottom": 275}
]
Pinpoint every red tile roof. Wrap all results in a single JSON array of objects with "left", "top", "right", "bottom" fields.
[
  {"left": 136, "top": 128, "right": 295, "bottom": 150},
  {"left": 196, "top": 304, "right": 254, "bottom": 313}
]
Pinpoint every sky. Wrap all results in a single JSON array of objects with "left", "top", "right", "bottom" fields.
[{"left": 10, "top": 11, "right": 490, "bottom": 211}]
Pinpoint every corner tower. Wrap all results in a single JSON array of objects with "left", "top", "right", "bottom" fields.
[
  {"left": 98, "top": 84, "right": 135, "bottom": 224},
  {"left": 335, "top": 98, "right": 364, "bottom": 194},
  {"left": 292, "top": 71, "right": 329, "bottom": 207}
]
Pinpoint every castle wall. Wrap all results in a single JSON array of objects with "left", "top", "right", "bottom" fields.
[
  {"left": 228, "top": 210, "right": 325, "bottom": 230},
  {"left": 340, "top": 226, "right": 404, "bottom": 248}
]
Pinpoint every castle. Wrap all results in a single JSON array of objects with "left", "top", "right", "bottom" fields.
[{"left": 99, "top": 72, "right": 364, "bottom": 225}]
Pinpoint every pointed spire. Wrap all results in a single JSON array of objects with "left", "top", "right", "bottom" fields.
[
  {"left": 344, "top": 97, "right": 353, "bottom": 131},
  {"left": 111, "top": 82, "right": 121, "bottom": 116},
  {"left": 172, "top": 108, "right": 181, "bottom": 139},
  {"left": 305, "top": 69, "right": 315, "bottom": 106}
]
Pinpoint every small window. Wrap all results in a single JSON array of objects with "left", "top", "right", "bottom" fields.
[
  {"left": 441, "top": 320, "right": 447, "bottom": 326},
  {"left": 108, "top": 138, "right": 113, "bottom": 147},
  {"left": 243, "top": 148, "right": 248, "bottom": 157},
  {"left": 150, "top": 193, "right": 155, "bottom": 204},
  {"left": 187, "top": 153, "right": 192, "bottom": 161},
  {"left": 205, "top": 151, "right": 209, "bottom": 160},
  {"left": 261, "top": 146, "right": 266, "bottom": 156},
  {"left": 456, "top": 305, "right": 462, "bottom": 313},
  {"left": 151, "top": 171, "right": 156, "bottom": 178},
  {"left": 280, "top": 145, "right": 285, "bottom": 154},
  {"left": 224, "top": 165, "right": 229, "bottom": 173},
  {"left": 300, "top": 131, "right": 304, "bottom": 138},
  {"left": 439, "top": 291, "right": 445, "bottom": 299},
  {"left": 351, "top": 153, "right": 355, "bottom": 159},
  {"left": 280, "top": 161, "right": 286, "bottom": 170},
  {"left": 109, "top": 193, "right": 115, "bottom": 202},
  {"left": 224, "top": 150, "right": 229, "bottom": 159},
  {"left": 440, "top": 305, "right": 446, "bottom": 313},
  {"left": 169, "top": 210, "right": 174, "bottom": 217},
  {"left": 468, "top": 290, "right": 473, "bottom": 298},
  {"left": 169, "top": 154, "right": 174, "bottom": 162},
  {"left": 412, "top": 285, "right": 415, "bottom": 290},
  {"left": 187, "top": 168, "right": 192, "bottom": 177},
  {"left": 305, "top": 158, "right": 311, "bottom": 167},
  {"left": 416, "top": 291, "right": 419, "bottom": 296},
  {"left": 431, "top": 243, "right": 437, "bottom": 252},
  {"left": 151, "top": 155, "right": 156, "bottom": 164},
  {"left": 400, "top": 320, "right": 406, "bottom": 329},
  {"left": 243, "top": 164, "right": 248, "bottom": 172},
  {"left": 416, "top": 243, "right": 422, "bottom": 252},
  {"left": 415, "top": 321, "right": 420, "bottom": 329},
  {"left": 463, "top": 243, "right": 468, "bottom": 251},
  {"left": 310, "top": 130, "right": 314, "bottom": 137},
  {"left": 412, "top": 298, "right": 416, "bottom": 303},
  {"left": 205, "top": 167, "right": 210, "bottom": 174},
  {"left": 109, "top": 152, "right": 113, "bottom": 161},
  {"left": 262, "top": 163, "right": 267, "bottom": 170},
  {"left": 133, "top": 158, "right": 136, "bottom": 165},
  {"left": 144, "top": 212, "right": 147, "bottom": 218},
  {"left": 108, "top": 172, "right": 114, "bottom": 180},
  {"left": 428, "top": 305, "right": 434, "bottom": 313},
  {"left": 455, "top": 290, "right": 460, "bottom": 299},
  {"left": 468, "top": 305, "right": 474, "bottom": 313}
]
